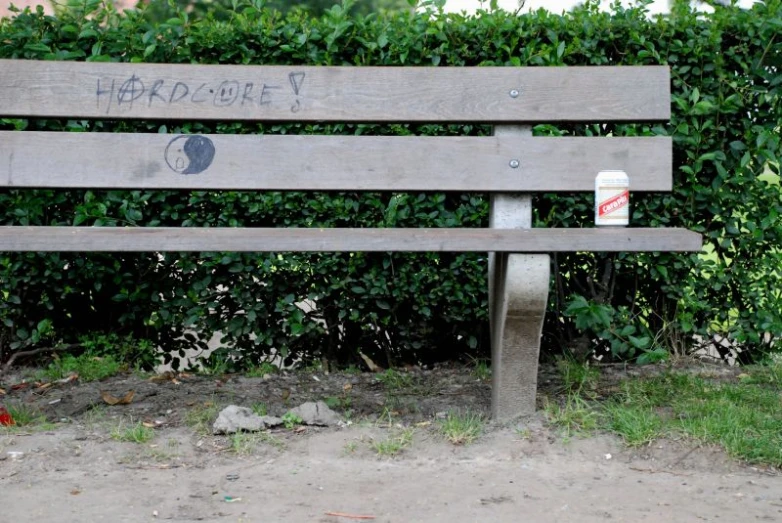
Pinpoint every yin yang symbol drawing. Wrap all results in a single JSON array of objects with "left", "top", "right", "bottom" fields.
[{"left": 164, "top": 135, "right": 216, "bottom": 175}]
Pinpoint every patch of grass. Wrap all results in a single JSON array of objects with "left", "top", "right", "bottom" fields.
[
  {"left": 79, "top": 333, "right": 160, "bottom": 371},
  {"left": 185, "top": 402, "right": 220, "bottom": 436},
  {"left": 324, "top": 395, "right": 352, "bottom": 411},
  {"left": 382, "top": 395, "right": 420, "bottom": 416},
  {"left": 666, "top": 375, "right": 782, "bottom": 466},
  {"left": 111, "top": 420, "right": 155, "bottom": 444},
  {"left": 439, "top": 410, "right": 485, "bottom": 445},
  {"left": 472, "top": 359, "right": 491, "bottom": 381},
  {"left": 376, "top": 406, "right": 399, "bottom": 427},
  {"left": 251, "top": 402, "right": 268, "bottom": 416},
  {"left": 137, "top": 438, "right": 181, "bottom": 463},
  {"left": 81, "top": 404, "right": 108, "bottom": 430},
  {"left": 228, "top": 432, "right": 259, "bottom": 455},
  {"left": 36, "top": 353, "right": 121, "bottom": 383},
  {"left": 245, "top": 362, "right": 279, "bottom": 378},
  {"left": 738, "top": 362, "right": 782, "bottom": 387},
  {"left": 544, "top": 394, "right": 600, "bottom": 438},
  {"left": 602, "top": 403, "right": 665, "bottom": 447},
  {"left": 343, "top": 441, "right": 359, "bottom": 455},
  {"left": 295, "top": 360, "right": 323, "bottom": 374},
  {"left": 228, "top": 431, "right": 283, "bottom": 454},
  {"left": 259, "top": 431, "right": 285, "bottom": 450},
  {"left": 198, "top": 357, "right": 230, "bottom": 376},
  {"left": 343, "top": 365, "right": 362, "bottom": 375},
  {"left": 556, "top": 357, "right": 599, "bottom": 395},
  {"left": 2, "top": 402, "right": 53, "bottom": 432},
  {"left": 553, "top": 361, "right": 782, "bottom": 467},
  {"left": 282, "top": 411, "right": 303, "bottom": 429},
  {"left": 376, "top": 369, "right": 414, "bottom": 391},
  {"left": 370, "top": 428, "right": 414, "bottom": 457}
]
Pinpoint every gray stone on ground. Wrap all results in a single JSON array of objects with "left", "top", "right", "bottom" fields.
[
  {"left": 212, "top": 405, "right": 283, "bottom": 434},
  {"left": 287, "top": 401, "right": 340, "bottom": 426}
]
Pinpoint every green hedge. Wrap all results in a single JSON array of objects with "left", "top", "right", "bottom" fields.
[{"left": 0, "top": 0, "right": 780, "bottom": 369}]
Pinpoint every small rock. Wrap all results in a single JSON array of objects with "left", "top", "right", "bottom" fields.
[
  {"left": 213, "top": 406, "right": 282, "bottom": 434},
  {"left": 7, "top": 451, "right": 24, "bottom": 461},
  {"left": 286, "top": 401, "right": 340, "bottom": 426},
  {"left": 435, "top": 411, "right": 447, "bottom": 420},
  {"left": 260, "top": 416, "right": 284, "bottom": 427}
]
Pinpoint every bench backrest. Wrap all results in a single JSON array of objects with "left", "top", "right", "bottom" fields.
[
  {"left": 0, "top": 60, "right": 672, "bottom": 193},
  {"left": 0, "top": 60, "right": 702, "bottom": 254}
]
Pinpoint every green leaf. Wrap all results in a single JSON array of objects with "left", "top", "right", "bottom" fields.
[{"left": 628, "top": 336, "right": 651, "bottom": 350}]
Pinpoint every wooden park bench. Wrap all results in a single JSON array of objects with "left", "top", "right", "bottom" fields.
[{"left": 0, "top": 60, "right": 701, "bottom": 420}]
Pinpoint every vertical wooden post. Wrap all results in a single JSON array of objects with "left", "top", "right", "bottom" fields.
[{"left": 488, "top": 125, "right": 550, "bottom": 420}]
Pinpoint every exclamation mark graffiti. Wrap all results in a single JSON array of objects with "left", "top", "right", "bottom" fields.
[{"left": 289, "top": 72, "right": 305, "bottom": 113}]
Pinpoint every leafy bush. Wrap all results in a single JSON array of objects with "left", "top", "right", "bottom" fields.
[{"left": 0, "top": 0, "right": 780, "bottom": 369}]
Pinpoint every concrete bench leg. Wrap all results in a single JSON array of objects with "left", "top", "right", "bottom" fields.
[
  {"left": 489, "top": 251, "right": 550, "bottom": 420},
  {"left": 488, "top": 124, "right": 550, "bottom": 420}
]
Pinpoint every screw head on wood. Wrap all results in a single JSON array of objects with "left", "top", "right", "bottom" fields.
[
  {"left": 509, "top": 159, "right": 520, "bottom": 168},
  {"left": 509, "top": 89, "right": 520, "bottom": 98}
]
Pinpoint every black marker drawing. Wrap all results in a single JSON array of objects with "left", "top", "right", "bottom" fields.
[
  {"left": 214, "top": 80, "right": 239, "bottom": 107},
  {"left": 164, "top": 135, "right": 216, "bottom": 175},
  {"left": 169, "top": 82, "right": 190, "bottom": 104},
  {"left": 289, "top": 72, "right": 305, "bottom": 95},
  {"left": 260, "top": 84, "right": 280, "bottom": 106},
  {"left": 95, "top": 72, "right": 310, "bottom": 113},
  {"left": 96, "top": 78, "right": 115, "bottom": 114},
  {"left": 148, "top": 79, "right": 166, "bottom": 106},
  {"left": 191, "top": 83, "right": 210, "bottom": 104},
  {"left": 241, "top": 82, "right": 254, "bottom": 105},
  {"left": 117, "top": 74, "right": 145, "bottom": 107}
]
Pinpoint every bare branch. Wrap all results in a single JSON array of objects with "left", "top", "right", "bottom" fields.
[{"left": 1, "top": 343, "right": 82, "bottom": 376}]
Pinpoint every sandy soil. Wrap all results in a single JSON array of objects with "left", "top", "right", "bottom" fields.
[{"left": 2, "top": 365, "right": 781, "bottom": 522}]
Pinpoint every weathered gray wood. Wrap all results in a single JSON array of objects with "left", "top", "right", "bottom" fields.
[
  {"left": 0, "top": 60, "right": 670, "bottom": 122},
  {"left": 0, "top": 132, "right": 672, "bottom": 192},
  {"left": 0, "top": 227, "right": 702, "bottom": 252}
]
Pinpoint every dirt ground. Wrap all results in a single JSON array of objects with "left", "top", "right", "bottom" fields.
[{"left": 2, "top": 364, "right": 781, "bottom": 522}]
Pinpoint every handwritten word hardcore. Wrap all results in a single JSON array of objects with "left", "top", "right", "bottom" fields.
[{"left": 95, "top": 72, "right": 306, "bottom": 113}]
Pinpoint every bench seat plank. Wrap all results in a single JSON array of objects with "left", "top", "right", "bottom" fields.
[
  {"left": 0, "top": 227, "right": 702, "bottom": 252},
  {"left": 0, "top": 132, "right": 672, "bottom": 192},
  {"left": 0, "top": 60, "right": 670, "bottom": 122}
]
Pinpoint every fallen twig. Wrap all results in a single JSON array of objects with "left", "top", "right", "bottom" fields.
[
  {"left": 1, "top": 344, "right": 82, "bottom": 376},
  {"left": 124, "top": 464, "right": 181, "bottom": 470},
  {"left": 324, "top": 512, "right": 376, "bottom": 520},
  {"left": 629, "top": 467, "right": 692, "bottom": 477}
]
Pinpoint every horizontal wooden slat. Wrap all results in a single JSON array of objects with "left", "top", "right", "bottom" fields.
[
  {"left": 0, "top": 60, "right": 670, "bottom": 122},
  {"left": 0, "top": 132, "right": 672, "bottom": 192},
  {"left": 0, "top": 227, "right": 702, "bottom": 252}
]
